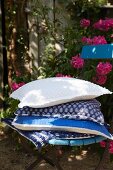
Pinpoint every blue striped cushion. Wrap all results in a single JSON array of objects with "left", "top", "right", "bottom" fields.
[{"left": 12, "top": 116, "right": 113, "bottom": 140}]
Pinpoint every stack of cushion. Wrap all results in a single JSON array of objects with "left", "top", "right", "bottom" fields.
[{"left": 3, "top": 77, "right": 113, "bottom": 148}]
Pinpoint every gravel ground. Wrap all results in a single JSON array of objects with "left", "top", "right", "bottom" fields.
[{"left": 0, "top": 127, "right": 113, "bottom": 170}]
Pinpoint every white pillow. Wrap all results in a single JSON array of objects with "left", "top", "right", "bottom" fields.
[{"left": 10, "top": 77, "right": 112, "bottom": 108}]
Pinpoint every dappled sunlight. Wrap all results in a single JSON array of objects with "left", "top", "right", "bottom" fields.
[
  {"left": 67, "top": 149, "right": 88, "bottom": 162},
  {"left": 0, "top": 128, "right": 7, "bottom": 141}
]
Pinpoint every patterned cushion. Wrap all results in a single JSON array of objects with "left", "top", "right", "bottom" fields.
[
  {"left": 10, "top": 77, "right": 112, "bottom": 108},
  {"left": 14, "top": 99, "right": 104, "bottom": 125},
  {"left": 12, "top": 116, "right": 113, "bottom": 140}
]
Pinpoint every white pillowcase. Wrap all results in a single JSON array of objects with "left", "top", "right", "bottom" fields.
[{"left": 10, "top": 77, "right": 112, "bottom": 108}]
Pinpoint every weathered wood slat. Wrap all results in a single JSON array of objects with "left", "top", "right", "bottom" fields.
[{"left": 0, "top": 1, "right": 4, "bottom": 110}]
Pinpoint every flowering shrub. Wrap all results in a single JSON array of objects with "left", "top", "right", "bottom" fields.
[
  {"left": 93, "top": 18, "right": 113, "bottom": 31},
  {"left": 70, "top": 54, "right": 84, "bottom": 69},
  {"left": 82, "top": 36, "right": 107, "bottom": 45},
  {"left": 11, "top": 82, "right": 25, "bottom": 91},
  {"left": 80, "top": 19, "right": 90, "bottom": 28},
  {"left": 2, "top": 71, "right": 30, "bottom": 118},
  {"left": 100, "top": 141, "right": 113, "bottom": 154},
  {"left": 92, "top": 62, "right": 112, "bottom": 85},
  {"left": 56, "top": 73, "right": 72, "bottom": 78},
  {"left": 96, "top": 62, "right": 112, "bottom": 75},
  {"left": 54, "top": 17, "right": 113, "bottom": 87},
  {"left": 10, "top": 71, "right": 28, "bottom": 91},
  {"left": 93, "top": 74, "right": 107, "bottom": 85}
]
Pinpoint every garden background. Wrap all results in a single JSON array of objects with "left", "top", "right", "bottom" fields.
[{"left": 1, "top": 0, "right": 113, "bottom": 170}]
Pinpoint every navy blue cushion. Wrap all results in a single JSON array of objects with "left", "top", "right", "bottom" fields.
[
  {"left": 14, "top": 99, "right": 104, "bottom": 125},
  {"left": 12, "top": 116, "right": 113, "bottom": 140}
]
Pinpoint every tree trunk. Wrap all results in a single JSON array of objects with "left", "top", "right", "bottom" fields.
[
  {"left": 15, "top": 0, "right": 30, "bottom": 76},
  {"left": 5, "top": 0, "right": 30, "bottom": 88},
  {"left": 0, "top": 1, "right": 4, "bottom": 109}
]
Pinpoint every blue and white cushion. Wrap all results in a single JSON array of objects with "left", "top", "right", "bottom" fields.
[
  {"left": 14, "top": 99, "right": 104, "bottom": 125},
  {"left": 12, "top": 116, "right": 113, "bottom": 140}
]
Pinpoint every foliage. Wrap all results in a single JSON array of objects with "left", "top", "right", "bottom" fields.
[
  {"left": 3, "top": 0, "right": 111, "bottom": 120},
  {"left": 66, "top": 0, "right": 106, "bottom": 20},
  {"left": 40, "top": 0, "right": 107, "bottom": 77}
]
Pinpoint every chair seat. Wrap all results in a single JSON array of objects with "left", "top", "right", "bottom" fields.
[{"left": 49, "top": 136, "right": 105, "bottom": 146}]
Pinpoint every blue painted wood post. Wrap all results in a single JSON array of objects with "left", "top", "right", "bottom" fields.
[{"left": 81, "top": 44, "right": 113, "bottom": 59}]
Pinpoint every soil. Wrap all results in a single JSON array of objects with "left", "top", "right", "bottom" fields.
[{"left": 0, "top": 126, "right": 113, "bottom": 170}]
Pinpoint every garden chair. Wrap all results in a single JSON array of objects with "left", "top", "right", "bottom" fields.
[
  {"left": 81, "top": 43, "right": 113, "bottom": 170},
  {"left": 2, "top": 44, "right": 113, "bottom": 170}
]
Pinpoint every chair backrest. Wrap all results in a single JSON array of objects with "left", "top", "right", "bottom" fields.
[{"left": 81, "top": 44, "right": 113, "bottom": 59}]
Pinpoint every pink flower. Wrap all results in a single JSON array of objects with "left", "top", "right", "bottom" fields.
[
  {"left": 63, "top": 75, "right": 72, "bottom": 78},
  {"left": 93, "top": 75, "right": 107, "bottom": 85},
  {"left": 81, "top": 37, "right": 87, "bottom": 43},
  {"left": 92, "top": 36, "right": 107, "bottom": 45},
  {"left": 81, "top": 36, "right": 92, "bottom": 44},
  {"left": 93, "top": 19, "right": 109, "bottom": 31},
  {"left": 11, "top": 82, "right": 25, "bottom": 91},
  {"left": 56, "top": 73, "right": 72, "bottom": 78},
  {"left": 18, "top": 82, "right": 25, "bottom": 87},
  {"left": 70, "top": 54, "right": 84, "bottom": 69},
  {"left": 110, "top": 34, "right": 113, "bottom": 38},
  {"left": 81, "top": 36, "right": 107, "bottom": 45},
  {"left": 100, "top": 141, "right": 113, "bottom": 154},
  {"left": 110, "top": 141, "right": 113, "bottom": 146},
  {"left": 80, "top": 19, "right": 90, "bottom": 28},
  {"left": 11, "top": 82, "right": 19, "bottom": 91},
  {"left": 100, "top": 141, "right": 106, "bottom": 148},
  {"left": 15, "top": 71, "right": 21, "bottom": 77},
  {"left": 106, "top": 18, "right": 113, "bottom": 29},
  {"left": 109, "top": 148, "right": 113, "bottom": 154},
  {"left": 109, "top": 141, "right": 113, "bottom": 154},
  {"left": 96, "top": 62, "right": 112, "bottom": 75},
  {"left": 93, "top": 18, "right": 113, "bottom": 31},
  {"left": 56, "top": 73, "right": 64, "bottom": 77}
]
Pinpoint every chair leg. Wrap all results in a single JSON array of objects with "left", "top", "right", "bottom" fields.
[
  {"left": 52, "top": 159, "right": 63, "bottom": 170},
  {"left": 39, "top": 153, "right": 63, "bottom": 170},
  {"left": 26, "top": 158, "right": 42, "bottom": 170},
  {"left": 39, "top": 153, "right": 56, "bottom": 167},
  {"left": 42, "top": 154, "right": 63, "bottom": 170},
  {"left": 25, "top": 152, "right": 63, "bottom": 170},
  {"left": 95, "top": 140, "right": 110, "bottom": 170}
]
